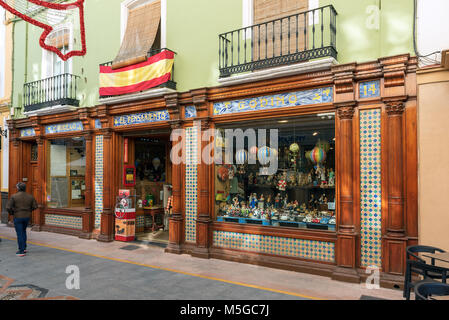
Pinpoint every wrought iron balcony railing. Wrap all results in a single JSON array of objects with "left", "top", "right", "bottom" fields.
[
  {"left": 99, "top": 48, "right": 177, "bottom": 98},
  {"left": 23, "top": 73, "right": 80, "bottom": 113},
  {"left": 219, "top": 5, "right": 337, "bottom": 78}
]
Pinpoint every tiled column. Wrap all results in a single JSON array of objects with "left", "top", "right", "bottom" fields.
[
  {"left": 184, "top": 126, "right": 198, "bottom": 243},
  {"left": 360, "top": 109, "right": 382, "bottom": 268},
  {"left": 193, "top": 120, "right": 212, "bottom": 259},
  {"left": 98, "top": 129, "right": 114, "bottom": 242}
]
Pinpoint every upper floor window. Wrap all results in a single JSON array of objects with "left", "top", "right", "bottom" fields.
[
  {"left": 113, "top": 0, "right": 163, "bottom": 69},
  {"left": 254, "top": 0, "right": 309, "bottom": 24},
  {"left": 42, "top": 27, "right": 72, "bottom": 78}
]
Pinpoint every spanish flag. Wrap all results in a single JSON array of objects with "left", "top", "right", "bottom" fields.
[{"left": 99, "top": 50, "right": 174, "bottom": 96}]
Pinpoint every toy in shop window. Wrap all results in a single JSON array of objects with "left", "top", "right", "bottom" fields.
[{"left": 123, "top": 165, "right": 136, "bottom": 187}]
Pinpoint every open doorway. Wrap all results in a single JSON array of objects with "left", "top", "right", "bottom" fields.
[{"left": 123, "top": 134, "right": 172, "bottom": 245}]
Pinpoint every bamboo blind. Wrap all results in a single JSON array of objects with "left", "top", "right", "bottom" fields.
[
  {"left": 253, "top": 0, "right": 308, "bottom": 61},
  {"left": 112, "top": 0, "right": 161, "bottom": 69}
]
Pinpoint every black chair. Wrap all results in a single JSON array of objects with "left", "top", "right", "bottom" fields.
[
  {"left": 415, "top": 281, "right": 449, "bottom": 300},
  {"left": 403, "top": 245, "right": 447, "bottom": 300}
]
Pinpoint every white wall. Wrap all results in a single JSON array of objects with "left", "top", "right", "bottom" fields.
[{"left": 417, "top": 0, "right": 449, "bottom": 65}]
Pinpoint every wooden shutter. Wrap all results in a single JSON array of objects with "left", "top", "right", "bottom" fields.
[
  {"left": 253, "top": 0, "right": 308, "bottom": 61},
  {"left": 112, "top": 0, "right": 161, "bottom": 70}
]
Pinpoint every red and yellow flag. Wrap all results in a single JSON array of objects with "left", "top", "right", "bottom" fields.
[{"left": 99, "top": 50, "right": 174, "bottom": 96}]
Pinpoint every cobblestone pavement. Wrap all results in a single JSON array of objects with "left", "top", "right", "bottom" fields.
[{"left": 0, "top": 225, "right": 404, "bottom": 300}]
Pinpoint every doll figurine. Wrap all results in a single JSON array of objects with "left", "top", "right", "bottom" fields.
[
  {"left": 328, "top": 168, "right": 335, "bottom": 187},
  {"left": 266, "top": 194, "right": 272, "bottom": 207},
  {"left": 274, "top": 193, "right": 281, "bottom": 209},
  {"left": 307, "top": 170, "right": 313, "bottom": 185},
  {"left": 258, "top": 194, "right": 265, "bottom": 209},
  {"left": 277, "top": 171, "right": 287, "bottom": 191},
  {"left": 233, "top": 196, "right": 239, "bottom": 208},
  {"left": 249, "top": 193, "right": 258, "bottom": 209}
]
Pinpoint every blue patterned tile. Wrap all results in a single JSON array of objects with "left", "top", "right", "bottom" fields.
[
  {"left": 360, "top": 109, "right": 382, "bottom": 267},
  {"left": 213, "top": 231, "right": 335, "bottom": 262}
]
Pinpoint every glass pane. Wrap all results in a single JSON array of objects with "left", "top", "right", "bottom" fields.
[
  {"left": 46, "top": 137, "right": 86, "bottom": 209},
  {"left": 214, "top": 113, "right": 336, "bottom": 231}
]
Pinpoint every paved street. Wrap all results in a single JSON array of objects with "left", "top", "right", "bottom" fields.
[{"left": 0, "top": 224, "right": 404, "bottom": 300}]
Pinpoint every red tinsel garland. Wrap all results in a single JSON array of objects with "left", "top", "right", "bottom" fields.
[{"left": 0, "top": 0, "right": 86, "bottom": 61}]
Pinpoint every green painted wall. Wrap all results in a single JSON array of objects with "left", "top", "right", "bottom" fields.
[
  {"left": 166, "top": 0, "right": 243, "bottom": 92},
  {"left": 320, "top": 0, "right": 414, "bottom": 63},
  {"left": 12, "top": 0, "right": 122, "bottom": 117},
  {"left": 11, "top": 0, "right": 415, "bottom": 118}
]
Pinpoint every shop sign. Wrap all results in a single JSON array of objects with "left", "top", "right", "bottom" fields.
[
  {"left": 45, "top": 121, "right": 84, "bottom": 134},
  {"left": 21, "top": 127, "right": 36, "bottom": 137},
  {"left": 185, "top": 106, "right": 197, "bottom": 119},
  {"left": 213, "top": 87, "right": 333, "bottom": 116},
  {"left": 359, "top": 80, "right": 380, "bottom": 99},
  {"left": 113, "top": 110, "right": 170, "bottom": 127}
]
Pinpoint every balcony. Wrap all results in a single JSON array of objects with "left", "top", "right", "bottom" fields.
[
  {"left": 23, "top": 74, "right": 80, "bottom": 113},
  {"left": 99, "top": 48, "right": 177, "bottom": 100},
  {"left": 218, "top": 5, "right": 337, "bottom": 79}
]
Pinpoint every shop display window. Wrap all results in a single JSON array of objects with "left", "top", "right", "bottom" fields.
[
  {"left": 46, "top": 137, "right": 86, "bottom": 209},
  {"left": 214, "top": 113, "right": 336, "bottom": 231}
]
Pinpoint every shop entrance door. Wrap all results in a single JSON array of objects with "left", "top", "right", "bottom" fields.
[
  {"left": 123, "top": 134, "right": 172, "bottom": 245},
  {"left": 21, "top": 141, "right": 39, "bottom": 225}
]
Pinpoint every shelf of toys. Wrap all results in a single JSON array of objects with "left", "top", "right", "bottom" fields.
[{"left": 215, "top": 139, "right": 336, "bottom": 231}]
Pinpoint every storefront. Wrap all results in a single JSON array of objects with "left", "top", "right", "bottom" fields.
[
  {"left": 7, "top": 97, "right": 180, "bottom": 242},
  {"left": 166, "top": 53, "right": 419, "bottom": 287},
  {"left": 8, "top": 53, "right": 418, "bottom": 285}
]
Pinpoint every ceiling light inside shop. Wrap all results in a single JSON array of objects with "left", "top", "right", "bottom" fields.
[{"left": 313, "top": 132, "right": 318, "bottom": 136}]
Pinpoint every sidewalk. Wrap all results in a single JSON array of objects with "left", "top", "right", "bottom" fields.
[{"left": 0, "top": 224, "right": 404, "bottom": 300}]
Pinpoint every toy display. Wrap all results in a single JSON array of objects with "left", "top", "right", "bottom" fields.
[{"left": 215, "top": 137, "right": 336, "bottom": 231}]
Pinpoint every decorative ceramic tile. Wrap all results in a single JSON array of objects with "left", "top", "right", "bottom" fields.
[
  {"left": 45, "top": 214, "right": 82, "bottom": 230},
  {"left": 360, "top": 109, "right": 382, "bottom": 267},
  {"left": 359, "top": 80, "right": 380, "bottom": 99},
  {"left": 94, "top": 135, "right": 104, "bottom": 230},
  {"left": 185, "top": 126, "right": 198, "bottom": 242},
  {"left": 45, "top": 121, "right": 84, "bottom": 134},
  {"left": 113, "top": 110, "right": 170, "bottom": 127},
  {"left": 136, "top": 215, "right": 145, "bottom": 227},
  {"left": 185, "top": 106, "right": 197, "bottom": 119},
  {"left": 213, "top": 231, "right": 335, "bottom": 262},
  {"left": 213, "top": 87, "right": 333, "bottom": 116},
  {"left": 94, "top": 119, "right": 102, "bottom": 129},
  {"left": 20, "top": 128, "right": 36, "bottom": 137}
]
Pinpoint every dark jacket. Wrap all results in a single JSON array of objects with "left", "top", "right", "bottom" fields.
[{"left": 7, "top": 191, "right": 38, "bottom": 219}]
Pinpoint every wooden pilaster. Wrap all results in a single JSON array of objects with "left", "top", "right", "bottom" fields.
[
  {"left": 332, "top": 102, "right": 360, "bottom": 283},
  {"left": 80, "top": 129, "right": 94, "bottom": 239},
  {"left": 166, "top": 120, "right": 185, "bottom": 254},
  {"left": 382, "top": 97, "right": 408, "bottom": 275},
  {"left": 31, "top": 136, "right": 46, "bottom": 231}
]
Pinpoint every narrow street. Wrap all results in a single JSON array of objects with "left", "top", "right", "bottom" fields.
[{"left": 0, "top": 225, "right": 403, "bottom": 300}]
